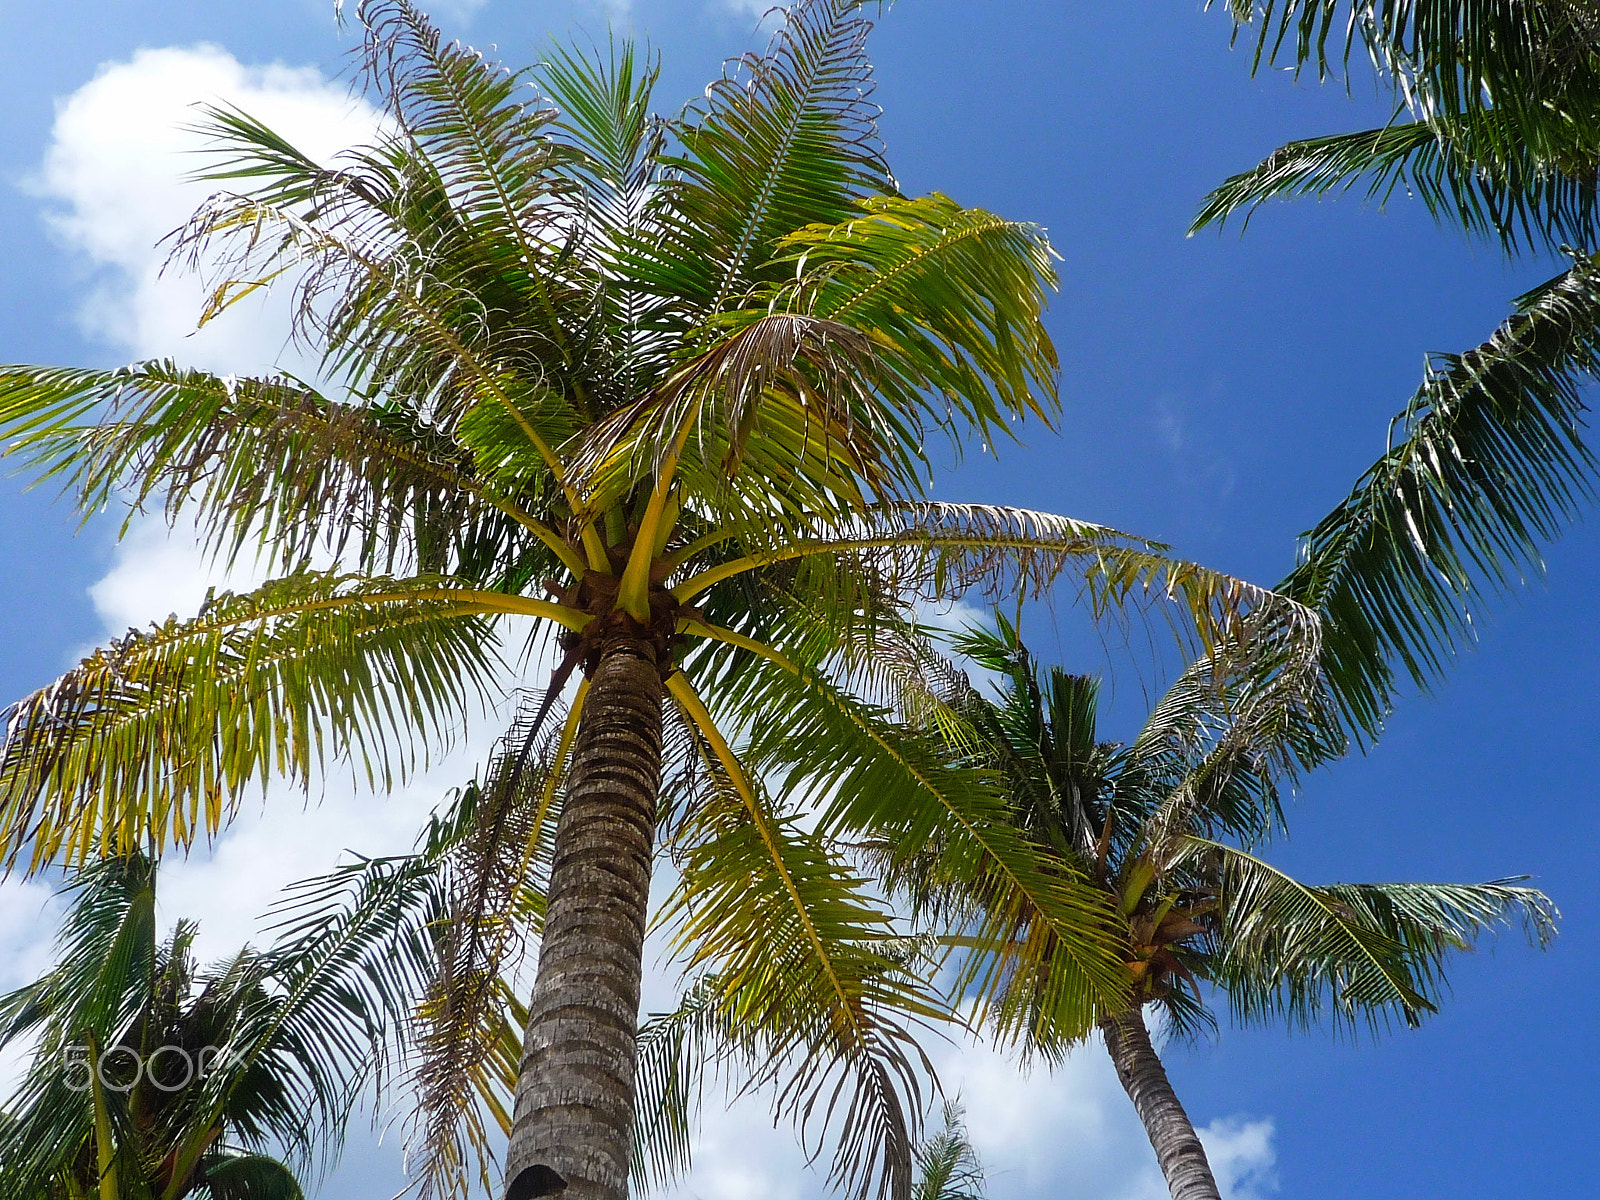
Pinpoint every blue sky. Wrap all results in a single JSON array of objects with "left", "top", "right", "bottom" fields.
[{"left": 0, "top": 2, "right": 1592, "bottom": 1198}]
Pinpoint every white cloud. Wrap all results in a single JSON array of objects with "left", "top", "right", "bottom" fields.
[
  {"left": 0, "top": 877, "right": 63, "bottom": 992},
  {"left": 1120, "top": 1117, "right": 1277, "bottom": 1200},
  {"left": 85, "top": 516, "right": 262, "bottom": 644},
  {"left": 1200, "top": 1117, "right": 1278, "bottom": 1200},
  {"left": 714, "top": 0, "right": 788, "bottom": 33},
  {"left": 31, "top": 44, "right": 382, "bottom": 374}
]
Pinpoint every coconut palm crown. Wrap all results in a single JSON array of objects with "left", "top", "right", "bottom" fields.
[
  {"left": 913, "top": 614, "right": 1556, "bottom": 1200},
  {"left": 0, "top": 3, "right": 1318, "bottom": 1198},
  {"left": 0, "top": 853, "right": 395, "bottom": 1200}
]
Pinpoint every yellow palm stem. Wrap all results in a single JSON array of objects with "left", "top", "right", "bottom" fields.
[
  {"left": 618, "top": 395, "right": 704, "bottom": 621},
  {"left": 85, "top": 1031, "right": 117, "bottom": 1200}
]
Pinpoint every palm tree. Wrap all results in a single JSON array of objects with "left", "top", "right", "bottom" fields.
[
  {"left": 904, "top": 614, "right": 1555, "bottom": 1200},
  {"left": 0, "top": 4, "right": 1319, "bottom": 1197},
  {"left": 1196, "top": 1, "right": 1600, "bottom": 738},
  {"left": 0, "top": 852, "right": 403, "bottom": 1200}
]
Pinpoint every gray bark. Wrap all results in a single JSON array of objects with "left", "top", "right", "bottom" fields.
[
  {"left": 505, "top": 639, "right": 663, "bottom": 1200},
  {"left": 1099, "top": 1005, "right": 1222, "bottom": 1200}
]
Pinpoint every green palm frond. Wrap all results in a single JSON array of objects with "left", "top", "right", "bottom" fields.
[
  {"left": 179, "top": 71, "right": 593, "bottom": 469},
  {"left": 539, "top": 36, "right": 663, "bottom": 244},
  {"left": 0, "top": 572, "right": 506, "bottom": 871},
  {"left": 0, "top": 857, "right": 158, "bottom": 1196},
  {"left": 911, "top": 1101, "right": 984, "bottom": 1200},
  {"left": 403, "top": 696, "right": 569, "bottom": 1200},
  {"left": 663, "top": 677, "right": 935, "bottom": 1200},
  {"left": 1279, "top": 254, "right": 1600, "bottom": 735},
  {"left": 680, "top": 501, "right": 1321, "bottom": 667},
  {"left": 775, "top": 193, "right": 1059, "bottom": 438},
  {"left": 639, "top": 0, "right": 893, "bottom": 317},
  {"left": 197, "top": 1152, "right": 307, "bottom": 1200},
  {"left": 0, "top": 362, "right": 555, "bottom": 580},
  {"left": 0, "top": 855, "right": 158, "bottom": 1048},
  {"left": 1129, "top": 612, "right": 1342, "bottom": 852},
  {"left": 1191, "top": 112, "right": 1600, "bottom": 254},
  {"left": 1189, "top": 838, "right": 1557, "bottom": 1032},
  {"left": 537, "top": 36, "right": 667, "bottom": 404},
  {"left": 629, "top": 981, "right": 720, "bottom": 1191},
  {"left": 0, "top": 853, "right": 392, "bottom": 1199},
  {"left": 573, "top": 309, "right": 892, "bottom": 515},
  {"left": 206, "top": 895, "right": 424, "bottom": 1172},
  {"left": 1221, "top": 0, "right": 1600, "bottom": 119},
  {"left": 944, "top": 616, "right": 1109, "bottom": 861},
  {"left": 172, "top": 191, "right": 581, "bottom": 465},
  {"left": 713, "top": 650, "right": 1129, "bottom": 1036},
  {"left": 255, "top": 692, "right": 571, "bottom": 1200},
  {"left": 357, "top": 0, "right": 571, "bottom": 255}
]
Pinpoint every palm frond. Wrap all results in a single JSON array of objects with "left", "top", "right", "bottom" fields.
[
  {"left": 911, "top": 1101, "right": 984, "bottom": 1200},
  {"left": 0, "top": 362, "right": 562, "bottom": 581},
  {"left": 662, "top": 676, "right": 936, "bottom": 1200},
  {"left": 213, "top": 868, "right": 460, "bottom": 1182},
  {"left": 539, "top": 36, "right": 663, "bottom": 244},
  {"left": 1279, "top": 254, "right": 1600, "bottom": 735},
  {"left": 0, "top": 858, "right": 159, "bottom": 1198},
  {"left": 171, "top": 191, "right": 582, "bottom": 472},
  {"left": 403, "top": 694, "right": 570, "bottom": 1200},
  {"left": 1221, "top": 0, "right": 1600, "bottom": 119},
  {"left": 199, "top": 1152, "right": 307, "bottom": 1200},
  {"left": 1129, "top": 606, "right": 1341, "bottom": 853},
  {"left": 775, "top": 193, "right": 1059, "bottom": 440},
  {"left": 0, "top": 855, "right": 158, "bottom": 1049},
  {"left": 639, "top": 0, "right": 893, "bottom": 317},
  {"left": 682, "top": 502, "right": 1320, "bottom": 678},
  {"left": 357, "top": 0, "right": 568, "bottom": 256},
  {"left": 0, "top": 571, "right": 504, "bottom": 872},
  {"left": 1188, "top": 838, "right": 1557, "bottom": 1033},
  {"left": 702, "top": 645, "right": 1129, "bottom": 1041},
  {"left": 628, "top": 981, "right": 721, "bottom": 1192},
  {"left": 537, "top": 36, "right": 668, "bottom": 405},
  {"left": 574, "top": 310, "right": 905, "bottom": 521},
  {"left": 1191, "top": 112, "right": 1600, "bottom": 254}
]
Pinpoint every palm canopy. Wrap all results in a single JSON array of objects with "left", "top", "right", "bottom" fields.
[
  {"left": 1193, "top": 2, "right": 1600, "bottom": 739},
  {"left": 0, "top": 852, "right": 400, "bottom": 1200},
  {"left": 0, "top": 2, "right": 1320, "bottom": 1196},
  {"left": 908, "top": 614, "right": 1555, "bottom": 1050}
]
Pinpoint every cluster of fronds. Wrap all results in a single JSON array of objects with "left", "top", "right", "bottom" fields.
[
  {"left": 0, "top": 854, "right": 391, "bottom": 1200},
  {"left": 0, "top": 3, "right": 1366, "bottom": 1200},
  {"left": 1204, "top": 2, "right": 1600, "bottom": 741}
]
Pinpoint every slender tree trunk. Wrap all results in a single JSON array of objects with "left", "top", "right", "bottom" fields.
[
  {"left": 505, "top": 638, "right": 663, "bottom": 1200},
  {"left": 1099, "top": 1005, "right": 1221, "bottom": 1200}
]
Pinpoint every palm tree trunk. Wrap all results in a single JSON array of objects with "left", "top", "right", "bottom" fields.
[
  {"left": 505, "top": 638, "right": 664, "bottom": 1200},
  {"left": 1099, "top": 1005, "right": 1221, "bottom": 1200}
]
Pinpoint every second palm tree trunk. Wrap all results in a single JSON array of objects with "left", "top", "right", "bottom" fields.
[
  {"left": 506, "top": 639, "right": 664, "bottom": 1200},
  {"left": 1100, "top": 1005, "right": 1222, "bottom": 1200}
]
